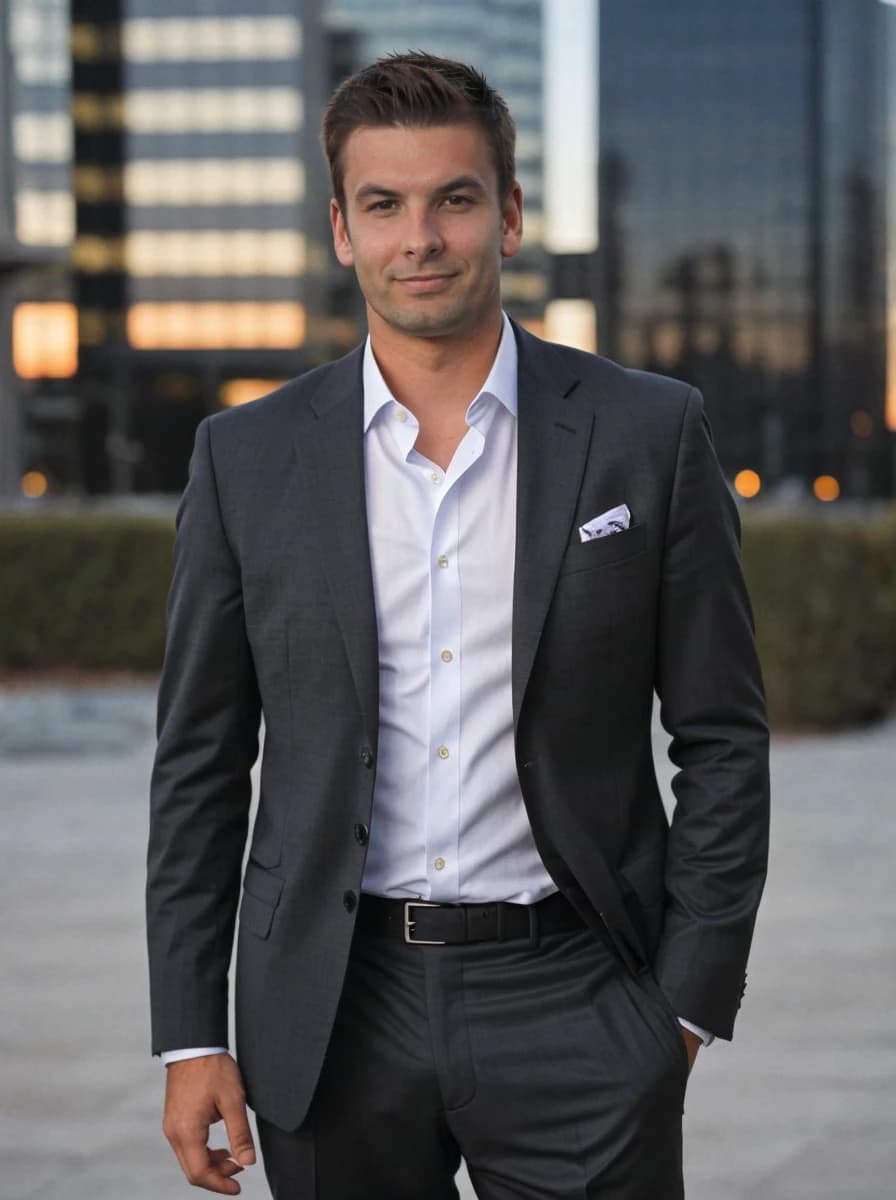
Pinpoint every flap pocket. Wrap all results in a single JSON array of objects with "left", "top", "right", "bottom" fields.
[
  {"left": 239, "top": 862, "right": 284, "bottom": 940},
  {"left": 559, "top": 523, "right": 647, "bottom": 576}
]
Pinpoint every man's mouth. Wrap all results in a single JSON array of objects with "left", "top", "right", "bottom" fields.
[{"left": 394, "top": 273, "right": 458, "bottom": 293}]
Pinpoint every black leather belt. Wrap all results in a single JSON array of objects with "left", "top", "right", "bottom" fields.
[{"left": 357, "top": 891, "right": 585, "bottom": 945}]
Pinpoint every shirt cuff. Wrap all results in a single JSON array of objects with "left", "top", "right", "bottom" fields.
[
  {"left": 677, "top": 1018, "right": 714, "bottom": 1046},
  {"left": 159, "top": 1046, "right": 229, "bottom": 1066}
]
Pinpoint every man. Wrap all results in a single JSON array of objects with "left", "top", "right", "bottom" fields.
[{"left": 148, "top": 53, "right": 769, "bottom": 1199}]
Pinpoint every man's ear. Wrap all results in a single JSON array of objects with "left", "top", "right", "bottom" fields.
[
  {"left": 500, "top": 182, "right": 524, "bottom": 260},
  {"left": 330, "top": 198, "right": 354, "bottom": 267}
]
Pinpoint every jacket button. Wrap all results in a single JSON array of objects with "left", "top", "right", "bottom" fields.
[
  {"left": 343, "top": 890, "right": 357, "bottom": 913},
  {"left": 360, "top": 747, "right": 374, "bottom": 768},
  {"left": 353, "top": 823, "right": 369, "bottom": 845}
]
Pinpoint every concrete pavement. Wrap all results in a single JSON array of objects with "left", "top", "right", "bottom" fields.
[{"left": 1, "top": 685, "right": 894, "bottom": 1199}]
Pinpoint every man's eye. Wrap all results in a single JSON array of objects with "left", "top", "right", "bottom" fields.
[
  {"left": 367, "top": 199, "right": 397, "bottom": 212},
  {"left": 444, "top": 195, "right": 472, "bottom": 207}
]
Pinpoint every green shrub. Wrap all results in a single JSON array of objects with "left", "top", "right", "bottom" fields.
[
  {"left": 742, "top": 510, "right": 896, "bottom": 729},
  {"left": 1, "top": 509, "right": 895, "bottom": 730},
  {"left": 0, "top": 513, "right": 173, "bottom": 672}
]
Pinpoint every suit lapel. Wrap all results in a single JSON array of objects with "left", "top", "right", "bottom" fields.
[
  {"left": 292, "top": 348, "right": 379, "bottom": 744},
  {"left": 511, "top": 323, "right": 594, "bottom": 726},
  {"left": 290, "top": 324, "right": 594, "bottom": 741}
]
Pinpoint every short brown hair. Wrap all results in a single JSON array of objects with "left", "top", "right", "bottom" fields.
[{"left": 321, "top": 51, "right": 517, "bottom": 211}]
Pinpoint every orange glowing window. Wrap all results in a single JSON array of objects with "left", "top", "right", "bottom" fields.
[
  {"left": 127, "top": 302, "right": 305, "bottom": 350},
  {"left": 219, "top": 379, "right": 285, "bottom": 408},
  {"left": 12, "top": 303, "right": 78, "bottom": 379}
]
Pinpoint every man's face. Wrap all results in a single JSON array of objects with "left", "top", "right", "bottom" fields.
[{"left": 330, "top": 123, "right": 523, "bottom": 341}]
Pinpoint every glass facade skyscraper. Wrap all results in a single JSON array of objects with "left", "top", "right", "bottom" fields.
[{"left": 596, "top": 0, "right": 895, "bottom": 497}]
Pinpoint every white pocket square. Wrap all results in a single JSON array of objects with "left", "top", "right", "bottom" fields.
[{"left": 578, "top": 503, "right": 631, "bottom": 543}]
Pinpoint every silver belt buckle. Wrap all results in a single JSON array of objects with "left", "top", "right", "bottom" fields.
[{"left": 404, "top": 900, "right": 446, "bottom": 945}]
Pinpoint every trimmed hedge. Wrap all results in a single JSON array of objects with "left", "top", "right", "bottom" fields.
[
  {"left": 742, "top": 511, "right": 896, "bottom": 730},
  {"left": 0, "top": 513, "right": 173, "bottom": 672},
  {"left": 1, "top": 509, "right": 895, "bottom": 730}
]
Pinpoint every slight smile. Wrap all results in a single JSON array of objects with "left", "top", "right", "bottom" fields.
[{"left": 394, "top": 273, "right": 458, "bottom": 293}]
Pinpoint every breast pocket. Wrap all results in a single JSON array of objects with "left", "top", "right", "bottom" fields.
[{"left": 559, "top": 523, "right": 648, "bottom": 576}]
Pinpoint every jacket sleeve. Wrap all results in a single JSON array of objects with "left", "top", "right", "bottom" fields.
[
  {"left": 653, "top": 388, "right": 770, "bottom": 1039},
  {"left": 146, "top": 416, "right": 261, "bottom": 1055}
]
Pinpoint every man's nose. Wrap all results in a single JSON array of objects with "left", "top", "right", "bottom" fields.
[{"left": 402, "top": 208, "right": 444, "bottom": 259}]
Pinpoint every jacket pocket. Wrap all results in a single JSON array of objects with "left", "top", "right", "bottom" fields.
[
  {"left": 238, "top": 861, "right": 284, "bottom": 940},
  {"left": 558, "top": 523, "right": 647, "bottom": 576}
]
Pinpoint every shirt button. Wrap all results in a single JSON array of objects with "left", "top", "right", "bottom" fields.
[
  {"left": 437, "top": 745, "right": 449, "bottom": 760},
  {"left": 437, "top": 554, "right": 448, "bottom": 568},
  {"left": 360, "top": 747, "right": 374, "bottom": 768},
  {"left": 353, "top": 823, "right": 369, "bottom": 845},
  {"left": 394, "top": 408, "right": 407, "bottom": 422},
  {"left": 440, "top": 649, "right": 453, "bottom": 663},
  {"left": 343, "top": 890, "right": 357, "bottom": 913},
  {"left": 430, "top": 471, "right": 441, "bottom": 484},
  {"left": 434, "top": 857, "right": 446, "bottom": 871}
]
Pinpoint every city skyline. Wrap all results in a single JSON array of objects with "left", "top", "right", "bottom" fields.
[{"left": 1, "top": 0, "right": 894, "bottom": 499}]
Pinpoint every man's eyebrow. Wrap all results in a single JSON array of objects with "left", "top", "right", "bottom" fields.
[
  {"left": 434, "top": 175, "right": 487, "bottom": 195},
  {"left": 355, "top": 184, "right": 400, "bottom": 202},
  {"left": 353, "top": 176, "right": 487, "bottom": 202}
]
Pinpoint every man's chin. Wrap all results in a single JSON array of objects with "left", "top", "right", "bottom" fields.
[{"left": 378, "top": 302, "right": 474, "bottom": 339}]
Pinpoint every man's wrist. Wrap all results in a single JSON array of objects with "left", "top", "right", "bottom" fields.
[
  {"left": 159, "top": 1046, "right": 229, "bottom": 1066},
  {"left": 677, "top": 1018, "right": 714, "bottom": 1046}
]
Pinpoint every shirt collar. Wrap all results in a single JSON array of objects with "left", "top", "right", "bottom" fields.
[{"left": 362, "top": 311, "right": 518, "bottom": 434}]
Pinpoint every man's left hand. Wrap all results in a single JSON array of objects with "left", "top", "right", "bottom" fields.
[{"left": 681, "top": 1026, "right": 702, "bottom": 1073}]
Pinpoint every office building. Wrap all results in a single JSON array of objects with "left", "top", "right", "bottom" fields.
[
  {"left": 1, "top": 0, "right": 74, "bottom": 500},
  {"left": 592, "top": 0, "right": 896, "bottom": 498},
  {"left": 67, "top": 0, "right": 329, "bottom": 492}
]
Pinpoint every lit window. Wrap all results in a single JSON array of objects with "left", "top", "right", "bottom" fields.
[
  {"left": 123, "top": 160, "right": 304, "bottom": 206},
  {"left": 15, "top": 190, "right": 75, "bottom": 246},
  {"left": 122, "top": 17, "right": 301, "bottom": 62},
  {"left": 74, "top": 237, "right": 125, "bottom": 273},
  {"left": 544, "top": 300, "right": 597, "bottom": 353},
  {"left": 127, "top": 303, "right": 306, "bottom": 350},
  {"left": 219, "top": 379, "right": 285, "bottom": 408},
  {"left": 13, "top": 112, "right": 72, "bottom": 163},
  {"left": 71, "top": 93, "right": 124, "bottom": 131},
  {"left": 11, "top": 1, "right": 69, "bottom": 83},
  {"left": 12, "top": 303, "right": 78, "bottom": 379},
  {"left": 124, "top": 231, "right": 306, "bottom": 278},
  {"left": 125, "top": 89, "right": 302, "bottom": 133}
]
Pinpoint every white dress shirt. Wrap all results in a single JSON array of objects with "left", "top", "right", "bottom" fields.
[
  {"left": 361, "top": 312, "right": 554, "bottom": 904},
  {"left": 160, "top": 313, "right": 710, "bottom": 1062}
]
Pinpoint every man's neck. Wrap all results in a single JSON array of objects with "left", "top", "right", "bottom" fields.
[{"left": 368, "top": 310, "right": 505, "bottom": 428}]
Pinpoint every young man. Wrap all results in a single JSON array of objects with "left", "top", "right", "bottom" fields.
[{"left": 148, "top": 53, "right": 769, "bottom": 1199}]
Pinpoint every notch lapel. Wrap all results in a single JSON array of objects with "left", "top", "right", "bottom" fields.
[
  {"left": 292, "top": 349, "right": 379, "bottom": 745},
  {"left": 511, "top": 325, "right": 594, "bottom": 726}
]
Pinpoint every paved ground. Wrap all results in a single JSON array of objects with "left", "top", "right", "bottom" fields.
[{"left": 1, "top": 685, "right": 894, "bottom": 1199}]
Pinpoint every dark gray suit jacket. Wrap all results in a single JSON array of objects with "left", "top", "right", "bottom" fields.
[{"left": 147, "top": 321, "right": 769, "bottom": 1131}]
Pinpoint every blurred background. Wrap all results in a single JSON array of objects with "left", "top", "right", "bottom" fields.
[
  {"left": 1, "top": 0, "right": 895, "bottom": 503},
  {"left": 1, "top": 2, "right": 895, "bottom": 1199}
]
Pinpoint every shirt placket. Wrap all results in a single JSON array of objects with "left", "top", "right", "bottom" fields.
[{"left": 420, "top": 428, "right": 484, "bottom": 902}]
